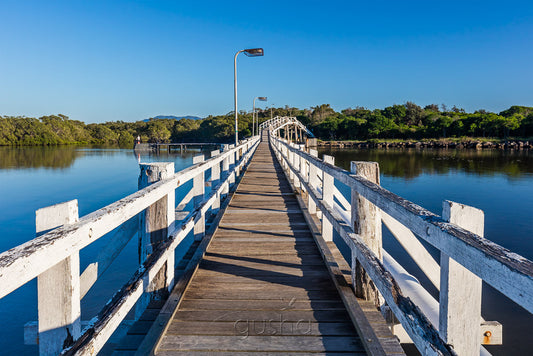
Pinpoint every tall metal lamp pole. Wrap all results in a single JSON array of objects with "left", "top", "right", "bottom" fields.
[{"left": 234, "top": 48, "right": 264, "bottom": 145}]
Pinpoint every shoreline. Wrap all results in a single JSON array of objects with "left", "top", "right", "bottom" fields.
[{"left": 317, "top": 139, "right": 533, "bottom": 150}]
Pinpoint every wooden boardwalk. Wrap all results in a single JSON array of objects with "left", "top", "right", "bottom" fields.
[{"left": 144, "top": 139, "right": 402, "bottom": 355}]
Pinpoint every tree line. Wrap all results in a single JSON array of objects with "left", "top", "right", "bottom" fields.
[{"left": 1, "top": 103, "right": 532, "bottom": 146}]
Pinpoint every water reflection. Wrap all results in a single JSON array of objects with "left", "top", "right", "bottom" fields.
[
  {"left": 320, "top": 148, "right": 533, "bottom": 180},
  {"left": 0, "top": 145, "right": 220, "bottom": 170},
  {"left": 0, "top": 146, "right": 82, "bottom": 170}
]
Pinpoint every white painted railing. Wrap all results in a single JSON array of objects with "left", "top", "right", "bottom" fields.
[
  {"left": 259, "top": 116, "right": 314, "bottom": 139},
  {"left": 269, "top": 128, "right": 533, "bottom": 356},
  {"left": 0, "top": 137, "right": 260, "bottom": 356}
]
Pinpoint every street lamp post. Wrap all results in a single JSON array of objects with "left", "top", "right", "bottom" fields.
[
  {"left": 253, "top": 96, "right": 267, "bottom": 136},
  {"left": 234, "top": 48, "right": 264, "bottom": 145}
]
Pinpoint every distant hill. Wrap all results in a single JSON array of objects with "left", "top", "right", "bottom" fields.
[{"left": 144, "top": 115, "right": 203, "bottom": 122}]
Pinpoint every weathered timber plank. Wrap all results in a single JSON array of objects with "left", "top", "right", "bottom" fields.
[
  {"left": 158, "top": 335, "right": 364, "bottom": 352},
  {"left": 192, "top": 274, "right": 335, "bottom": 287},
  {"left": 178, "top": 298, "right": 345, "bottom": 311},
  {"left": 215, "top": 227, "right": 312, "bottom": 236},
  {"left": 183, "top": 288, "right": 341, "bottom": 303},
  {"left": 207, "top": 244, "right": 319, "bottom": 256},
  {"left": 208, "top": 241, "right": 318, "bottom": 249},
  {"left": 211, "top": 237, "right": 314, "bottom": 243},
  {"left": 195, "top": 265, "right": 330, "bottom": 278},
  {"left": 221, "top": 213, "right": 305, "bottom": 226},
  {"left": 173, "top": 309, "right": 352, "bottom": 323},
  {"left": 204, "top": 252, "right": 327, "bottom": 265},
  {"left": 166, "top": 320, "right": 356, "bottom": 336},
  {"left": 187, "top": 279, "right": 337, "bottom": 292},
  {"left": 157, "top": 352, "right": 360, "bottom": 356}
]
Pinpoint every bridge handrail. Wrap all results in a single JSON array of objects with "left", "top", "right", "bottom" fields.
[
  {"left": 0, "top": 136, "right": 260, "bottom": 355},
  {"left": 270, "top": 133, "right": 533, "bottom": 355}
]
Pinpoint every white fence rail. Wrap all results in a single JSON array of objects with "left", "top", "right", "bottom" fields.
[
  {"left": 269, "top": 129, "right": 533, "bottom": 356},
  {"left": 0, "top": 137, "right": 260, "bottom": 356}
]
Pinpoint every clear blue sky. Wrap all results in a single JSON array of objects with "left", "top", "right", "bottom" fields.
[{"left": 1, "top": 0, "right": 532, "bottom": 123}]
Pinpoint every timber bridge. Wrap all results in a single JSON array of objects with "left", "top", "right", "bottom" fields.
[{"left": 1, "top": 116, "right": 532, "bottom": 355}]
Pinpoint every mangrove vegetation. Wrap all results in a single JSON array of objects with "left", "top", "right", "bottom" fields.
[{"left": 1, "top": 103, "right": 532, "bottom": 146}]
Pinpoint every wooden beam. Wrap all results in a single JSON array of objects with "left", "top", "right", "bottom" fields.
[
  {"left": 36, "top": 200, "right": 81, "bottom": 356},
  {"left": 351, "top": 161, "right": 382, "bottom": 307},
  {"left": 321, "top": 155, "right": 335, "bottom": 242},
  {"left": 193, "top": 155, "right": 205, "bottom": 241},
  {"left": 439, "top": 201, "right": 483, "bottom": 355}
]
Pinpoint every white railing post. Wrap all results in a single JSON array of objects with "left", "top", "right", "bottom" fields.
[
  {"left": 138, "top": 162, "right": 175, "bottom": 312},
  {"left": 229, "top": 145, "right": 236, "bottom": 185},
  {"left": 293, "top": 145, "right": 301, "bottom": 189},
  {"left": 308, "top": 149, "right": 318, "bottom": 215},
  {"left": 321, "top": 155, "right": 335, "bottom": 241},
  {"left": 36, "top": 200, "right": 81, "bottom": 356},
  {"left": 222, "top": 149, "right": 230, "bottom": 195},
  {"left": 439, "top": 201, "right": 483, "bottom": 355},
  {"left": 288, "top": 145, "right": 296, "bottom": 184},
  {"left": 350, "top": 161, "right": 382, "bottom": 305},
  {"left": 299, "top": 145, "right": 307, "bottom": 192},
  {"left": 138, "top": 162, "right": 175, "bottom": 261},
  {"left": 193, "top": 155, "right": 205, "bottom": 241},
  {"left": 211, "top": 150, "right": 221, "bottom": 216}
]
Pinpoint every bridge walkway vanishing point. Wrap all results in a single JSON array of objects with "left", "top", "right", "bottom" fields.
[{"left": 136, "top": 135, "right": 404, "bottom": 355}]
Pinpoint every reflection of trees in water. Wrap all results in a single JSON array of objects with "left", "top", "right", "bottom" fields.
[
  {"left": 320, "top": 148, "right": 533, "bottom": 180},
  {"left": 0, "top": 146, "right": 83, "bottom": 169}
]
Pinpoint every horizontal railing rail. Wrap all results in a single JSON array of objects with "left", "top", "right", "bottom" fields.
[
  {"left": 0, "top": 136, "right": 260, "bottom": 356},
  {"left": 269, "top": 129, "right": 533, "bottom": 355}
]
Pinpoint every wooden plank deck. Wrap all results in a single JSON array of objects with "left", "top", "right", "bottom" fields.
[{"left": 124, "top": 137, "right": 404, "bottom": 355}]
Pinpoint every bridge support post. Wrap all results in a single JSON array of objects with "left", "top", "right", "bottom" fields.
[
  {"left": 193, "top": 155, "right": 205, "bottom": 241},
  {"left": 350, "top": 161, "right": 382, "bottom": 306},
  {"left": 228, "top": 145, "right": 235, "bottom": 186},
  {"left": 222, "top": 149, "right": 230, "bottom": 195},
  {"left": 36, "top": 200, "right": 81, "bottom": 356},
  {"left": 307, "top": 149, "right": 318, "bottom": 215},
  {"left": 293, "top": 145, "right": 301, "bottom": 189},
  {"left": 321, "top": 155, "right": 335, "bottom": 241},
  {"left": 237, "top": 147, "right": 243, "bottom": 175},
  {"left": 210, "top": 150, "right": 221, "bottom": 216},
  {"left": 288, "top": 144, "right": 296, "bottom": 184},
  {"left": 439, "top": 201, "right": 483, "bottom": 355},
  {"left": 138, "top": 162, "right": 175, "bottom": 315},
  {"left": 298, "top": 145, "right": 307, "bottom": 193}
]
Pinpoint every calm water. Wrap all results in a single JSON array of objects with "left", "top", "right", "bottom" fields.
[
  {"left": 0, "top": 146, "right": 532, "bottom": 354},
  {"left": 319, "top": 147, "right": 533, "bottom": 355}
]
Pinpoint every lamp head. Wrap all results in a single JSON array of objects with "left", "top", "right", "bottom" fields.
[
  {"left": 258, "top": 97, "right": 267, "bottom": 101},
  {"left": 243, "top": 48, "right": 264, "bottom": 57}
]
